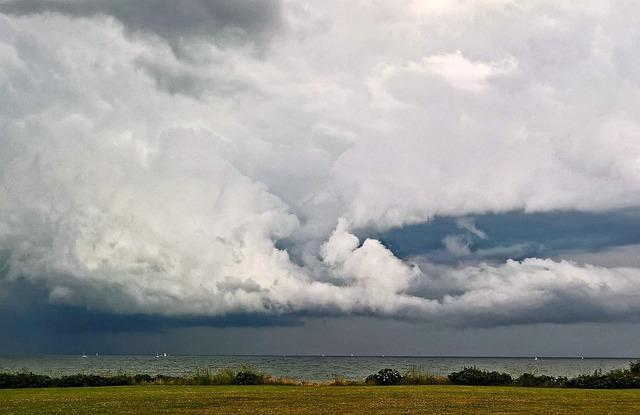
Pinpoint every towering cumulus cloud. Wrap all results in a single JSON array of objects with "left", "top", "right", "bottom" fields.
[{"left": 1, "top": 0, "right": 640, "bottom": 326}]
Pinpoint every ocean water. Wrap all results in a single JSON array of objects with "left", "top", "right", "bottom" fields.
[{"left": 0, "top": 355, "right": 635, "bottom": 381}]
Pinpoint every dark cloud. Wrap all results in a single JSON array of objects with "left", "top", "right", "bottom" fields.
[
  {"left": 4, "top": 315, "right": 640, "bottom": 357},
  {"left": 0, "top": 280, "right": 302, "bottom": 336},
  {"left": 133, "top": 55, "right": 261, "bottom": 98},
  {"left": 445, "top": 295, "right": 640, "bottom": 329},
  {"left": 25, "top": 306, "right": 304, "bottom": 334},
  {"left": 0, "top": 0, "right": 283, "bottom": 48}
]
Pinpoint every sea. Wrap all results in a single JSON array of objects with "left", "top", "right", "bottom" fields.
[{"left": 0, "top": 356, "right": 635, "bottom": 381}]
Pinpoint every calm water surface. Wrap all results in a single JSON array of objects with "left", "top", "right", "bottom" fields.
[{"left": 0, "top": 356, "right": 636, "bottom": 381}]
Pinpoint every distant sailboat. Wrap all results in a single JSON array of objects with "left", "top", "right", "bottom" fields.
[
  {"left": 581, "top": 355, "right": 584, "bottom": 360},
  {"left": 534, "top": 356, "right": 538, "bottom": 361},
  {"left": 163, "top": 352, "right": 167, "bottom": 357}
]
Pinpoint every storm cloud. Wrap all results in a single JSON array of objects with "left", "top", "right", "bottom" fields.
[
  {"left": 0, "top": 0, "right": 282, "bottom": 48},
  {"left": 1, "top": 1, "right": 640, "bottom": 328}
]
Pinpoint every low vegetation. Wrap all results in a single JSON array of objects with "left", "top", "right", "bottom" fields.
[
  {"left": 399, "top": 366, "right": 449, "bottom": 385},
  {"left": 365, "top": 368, "right": 403, "bottom": 385},
  {"left": 447, "top": 367, "right": 513, "bottom": 386},
  {"left": 3, "top": 361, "right": 640, "bottom": 390},
  {"left": 0, "top": 367, "right": 288, "bottom": 389},
  {"left": 446, "top": 363, "right": 640, "bottom": 389}
]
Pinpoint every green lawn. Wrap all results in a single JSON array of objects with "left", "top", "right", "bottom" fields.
[{"left": 1, "top": 385, "right": 640, "bottom": 414}]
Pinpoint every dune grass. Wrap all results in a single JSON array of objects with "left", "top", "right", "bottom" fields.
[{"left": 2, "top": 385, "right": 640, "bottom": 414}]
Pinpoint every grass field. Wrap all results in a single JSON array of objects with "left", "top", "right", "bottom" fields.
[{"left": 2, "top": 385, "right": 640, "bottom": 414}]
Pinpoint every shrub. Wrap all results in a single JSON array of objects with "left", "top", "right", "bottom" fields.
[
  {"left": 235, "top": 370, "right": 263, "bottom": 385},
  {"left": 630, "top": 361, "right": 640, "bottom": 375},
  {"left": 54, "top": 374, "right": 133, "bottom": 387},
  {"left": 448, "top": 367, "right": 512, "bottom": 386},
  {"left": 366, "top": 369, "right": 402, "bottom": 385},
  {"left": 364, "top": 374, "right": 378, "bottom": 385},
  {"left": 0, "top": 373, "right": 53, "bottom": 388},
  {"left": 142, "top": 374, "right": 179, "bottom": 384},
  {"left": 514, "top": 373, "right": 565, "bottom": 388},
  {"left": 566, "top": 369, "right": 640, "bottom": 389},
  {"left": 133, "top": 374, "right": 153, "bottom": 384}
]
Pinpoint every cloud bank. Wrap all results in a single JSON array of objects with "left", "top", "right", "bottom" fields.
[{"left": 1, "top": 1, "right": 640, "bottom": 326}]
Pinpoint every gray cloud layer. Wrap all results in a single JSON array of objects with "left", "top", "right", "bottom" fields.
[
  {"left": 0, "top": 0, "right": 282, "bottom": 49},
  {"left": 1, "top": 1, "right": 640, "bottom": 326}
]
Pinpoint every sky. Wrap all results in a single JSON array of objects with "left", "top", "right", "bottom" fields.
[{"left": 1, "top": 0, "right": 640, "bottom": 356}]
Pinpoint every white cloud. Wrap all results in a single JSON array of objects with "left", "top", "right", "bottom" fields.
[
  {"left": 421, "top": 51, "right": 517, "bottom": 93},
  {"left": 442, "top": 235, "right": 472, "bottom": 257},
  {"left": 322, "top": 220, "right": 419, "bottom": 296},
  {"left": 413, "top": 258, "right": 640, "bottom": 325},
  {"left": 1, "top": 2, "right": 640, "bottom": 324},
  {"left": 455, "top": 217, "right": 488, "bottom": 239}
]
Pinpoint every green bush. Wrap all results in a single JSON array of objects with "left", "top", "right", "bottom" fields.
[
  {"left": 448, "top": 367, "right": 512, "bottom": 386},
  {"left": 235, "top": 370, "right": 263, "bottom": 385},
  {"left": 133, "top": 374, "right": 153, "bottom": 383},
  {"left": 0, "top": 373, "right": 53, "bottom": 388},
  {"left": 54, "top": 374, "right": 133, "bottom": 387},
  {"left": 566, "top": 369, "right": 640, "bottom": 389},
  {"left": 366, "top": 369, "right": 402, "bottom": 385},
  {"left": 513, "top": 373, "right": 566, "bottom": 388},
  {"left": 0, "top": 373, "right": 138, "bottom": 388},
  {"left": 364, "top": 374, "right": 378, "bottom": 385}
]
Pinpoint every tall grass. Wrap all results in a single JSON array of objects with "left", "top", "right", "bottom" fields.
[
  {"left": 187, "top": 368, "right": 236, "bottom": 385},
  {"left": 400, "top": 366, "right": 448, "bottom": 385},
  {"left": 328, "top": 375, "right": 364, "bottom": 386}
]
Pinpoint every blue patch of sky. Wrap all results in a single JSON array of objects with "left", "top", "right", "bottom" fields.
[{"left": 370, "top": 209, "right": 640, "bottom": 262}]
